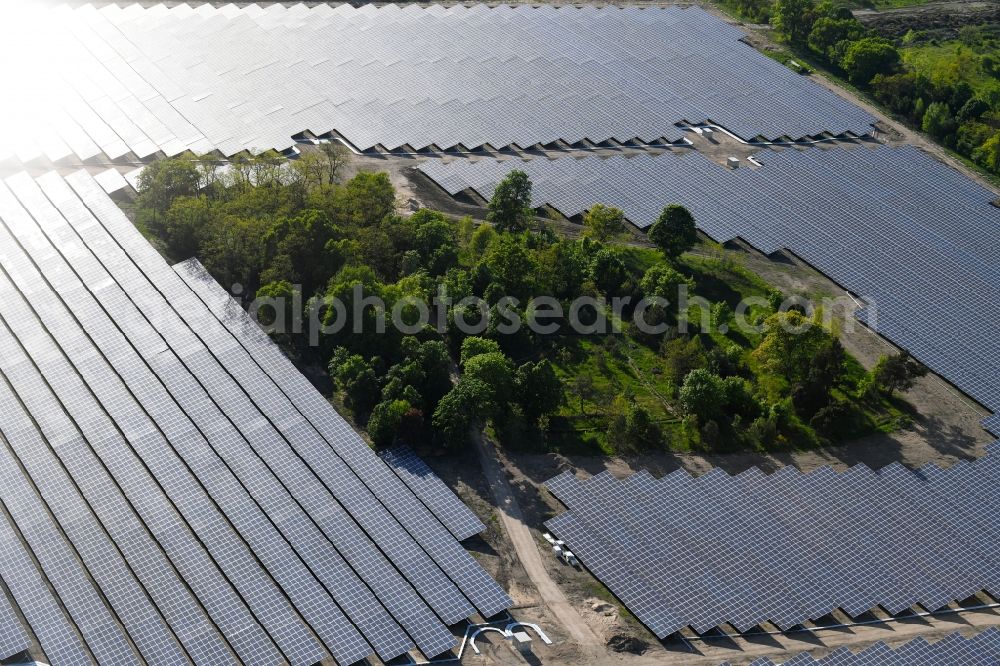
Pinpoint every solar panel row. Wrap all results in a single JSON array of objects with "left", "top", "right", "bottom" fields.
[
  {"left": 719, "top": 628, "right": 1000, "bottom": 666},
  {"left": 376, "top": 446, "right": 487, "bottom": 542},
  {"left": 0, "top": 3, "right": 874, "bottom": 165},
  {"left": 418, "top": 145, "right": 1000, "bottom": 427},
  {"left": 544, "top": 455, "right": 1000, "bottom": 639},
  {"left": 0, "top": 169, "right": 511, "bottom": 665}
]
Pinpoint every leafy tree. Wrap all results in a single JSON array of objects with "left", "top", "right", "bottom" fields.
[
  {"left": 487, "top": 170, "right": 534, "bottom": 233},
  {"left": 582, "top": 204, "right": 626, "bottom": 242},
  {"left": 973, "top": 133, "right": 1000, "bottom": 173},
  {"left": 957, "top": 97, "right": 990, "bottom": 122},
  {"left": 515, "top": 360, "right": 564, "bottom": 422},
  {"left": 792, "top": 338, "right": 847, "bottom": 414},
  {"left": 809, "top": 400, "right": 853, "bottom": 439},
  {"left": 341, "top": 172, "right": 396, "bottom": 227},
  {"left": 159, "top": 195, "right": 212, "bottom": 260},
  {"left": 136, "top": 156, "right": 202, "bottom": 218},
  {"left": 255, "top": 280, "right": 299, "bottom": 341},
  {"left": 678, "top": 369, "right": 728, "bottom": 423},
  {"left": 432, "top": 378, "right": 494, "bottom": 448},
  {"left": 199, "top": 214, "right": 271, "bottom": 296},
  {"left": 640, "top": 263, "right": 693, "bottom": 302},
  {"left": 956, "top": 122, "right": 994, "bottom": 156},
  {"left": 262, "top": 209, "right": 343, "bottom": 297},
  {"left": 410, "top": 210, "right": 459, "bottom": 276},
  {"left": 588, "top": 248, "right": 629, "bottom": 295},
  {"left": 662, "top": 336, "right": 707, "bottom": 385},
  {"left": 840, "top": 37, "right": 900, "bottom": 86},
  {"left": 482, "top": 235, "right": 537, "bottom": 301},
  {"left": 411, "top": 340, "right": 454, "bottom": 407},
  {"left": 871, "top": 351, "right": 928, "bottom": 396},
  {"left": 808, "top": 17, "right": 863, "bottom": 60},
  {"left": 330, "top": 351, "right": 381, "bottom": 415},
  {"left": 771, "top": 0, "right": 817, "bottom": 45},
  {"left": 921, "top": 102, "right": 955, "bottom": 141},
  {"left": 367, "top": 399, "right": 411, "bottom": 448},
  {"left": 648, "top": 204, "right": 698, "bottom": 261},
  {"left": 463, "top": 352, "right": 516, "bottom": 408},
  {"left": 468, "top": 223, "right": 497, "bottom": 259},
  {"left": 460, "top": 336, "right": 502, "bottom": 366},
  {"left": 607, "top": 395, "right": 660, "bottom": 451},
  {"left": 753, "top": 311, "right": 833, "bottom": 384}
]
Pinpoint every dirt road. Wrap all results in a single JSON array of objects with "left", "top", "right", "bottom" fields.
[{"left": 473, "top": 431, "right": 602, "bottom": 648}]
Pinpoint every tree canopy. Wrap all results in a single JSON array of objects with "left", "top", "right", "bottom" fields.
[{"left": 648, "top": 204, "right": 698, "bottom": 261}]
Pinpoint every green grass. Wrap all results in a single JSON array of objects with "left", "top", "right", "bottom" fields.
[{"left": 900, "top": 40, "right": 998, "bottom": 94}]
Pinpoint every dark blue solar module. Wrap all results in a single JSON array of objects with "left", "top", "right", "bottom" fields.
[
  {"left": 0, "top": 169, "right": 512, "bottom": 665},
  {"left": 545, "top": 457, "right": 1000, "bottom": 639},
  {"left": 420, "top": 145, "right": 1000, "bottom": 429},
  {"left": 377, "top": 446, "right": 487, "bottom": 541},
  {"left": 722, "top": 629, "right": 1000, "bottom": 666}
]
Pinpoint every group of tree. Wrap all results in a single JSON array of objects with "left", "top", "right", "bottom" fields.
[
  {"left": 136, "top": 157, "right": 924, "bottom": 455},
  {"left": 762, "top": 0, "right": 1000, "bottom": 176}
]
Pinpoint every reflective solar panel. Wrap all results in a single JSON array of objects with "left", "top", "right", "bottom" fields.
[
  {"left": 0, "top": 3, "right": 874, "bottom": 165},
  {"left": 546, "top": 453, "right": 1000, "bottom": 638},
  {"left": 0, "top": 169, "right": 511, "bottom": 665}
]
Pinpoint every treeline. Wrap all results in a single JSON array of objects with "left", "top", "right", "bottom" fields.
[
  {"left": 731, "top": 0, "right": 1000, "bottom": 174},
  {"left": 135, "top": 154, "right": 919, "bottom": 454}
]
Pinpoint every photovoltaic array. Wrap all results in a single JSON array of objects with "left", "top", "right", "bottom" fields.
[
  {"left": 419, "top": 145, "right": 1000, "bottom": 422},
  {"left": 545, "top": 457, "right": 1000, "bottom": 639},
  {"left": 722, "top": 629, "right": 1000, "bottom": 665},
  {"left": 0, "top": 169, "right": 510, "bottom": 665},
  {"left": 0, "top": 2, "right": 874, "bottom": 164},
  {"left": 378, "top": 446, "right": 488, "bottom": 542}
]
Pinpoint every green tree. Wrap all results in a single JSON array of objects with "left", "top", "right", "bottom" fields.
[
  {"left": 367, "top": 399, "right": 410, "bottom": 448},
  {"left": 136, "top": 156, "right": 202, "bottom": 218},
  {"left": 330, "top": 351, "right": 381, "bottom": 415},
  {"left": 606, "top": 394, "right": 660, "bottom": 451},
  {"left": 753, "top": 311, "right": 833, "bottom": 384},
  {"left": 678, "top": 369, "right": 728, "bottom": 422},
  {"left": 482, "top": 235, "right": 537, "bottom": 300},
  {"left": 921, "top": 102, "right": 955, "bottom": 141},
  {"left": 515, "top": 360, "right": 564, "bottom": 422},
  {"left": 588, "top": 248, "right": 629, "bottom": 295},
  {"left": 640, "top": 264, "right": 693, "bottom": 302},
  {"left": 341, "top": 172, "right": 396, "bottom": 227},
  {"left": 487, "top": 170, "right": 534, "bottom": 233},
  {"left": 871, "top": 351, "right": 928, "bottom": 396},
  {"left": 772, "top": 0, "right": 817, "bottom": 45},
  {"left": 840, "top": 37, "right": 900, "bottom": 86},
  {"left": 411, "top": 209, "right": 459, "bottom": 276},
  {"left": 432, "top": 378, "right": 494, "bottom": 448},
  {"left": 159, "top": 195, "right": 212, "bottom": 260},
  {"left": 648, "top": 204, "right": 698, "bottom": 261},
  {"left": 973, "top": 133, "right": 1000, "bottom": 173},
  {"left": 199, "top": 214, "right": 271, "bottom": 296},
  {"left": 460, "top": 336, "right": 502, "bottom": 366},
  {"left": 807, "top": 16, "right": 863, "bottom": 60},
  {"left": 463, "top": 352, "right": 516, "bottom": 408},
  {"left": 582, "top": 204, "right": 626, "bottom": 242},
  {"left": 262, "top": 209, "right": 343, "bottom": 297}
]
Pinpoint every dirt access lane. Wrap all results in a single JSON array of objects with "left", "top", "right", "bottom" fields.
[{"left": 473, "top": 431, "right": 603, "bottom": 649}]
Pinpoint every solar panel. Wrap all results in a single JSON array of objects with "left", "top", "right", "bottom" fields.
[
  {"left": 0, "top": 169, "right": 512, "bottom": 665},
  {"left": 0, "top": 3, "right": 874, "bottom": 165},
  {"left": 377, "top": 446, "right": 487, "bottom": 541},
  {"left": 546, "top": 453, "right": 1000, "bottom": 639}
]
